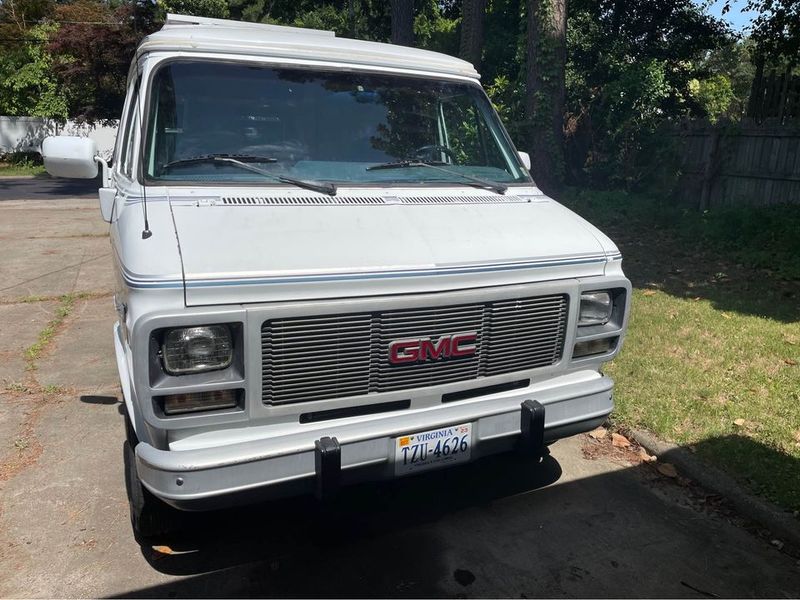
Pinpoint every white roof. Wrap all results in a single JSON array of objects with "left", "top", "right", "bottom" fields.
[{"left": 137, "top": 14, "right": 480, "bottom": 80}]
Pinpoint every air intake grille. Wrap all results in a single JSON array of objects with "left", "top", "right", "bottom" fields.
[
  {"left": 222, "top": 194, "right": 535, "bottom": 206},
  {"left": 261, "top": 294, "right": 568, "bottom": 405}
]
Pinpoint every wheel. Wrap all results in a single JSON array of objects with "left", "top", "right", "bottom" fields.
[
  {"left": 123, "top": 413, "right": 180, "bottom": 540},
  {"left": 413, "top": 144, "right": 457, "bottom": 163}
]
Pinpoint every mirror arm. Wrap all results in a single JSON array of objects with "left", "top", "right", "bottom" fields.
[{"left": 94, "top": 155, "right": 111, "bottom": 187}]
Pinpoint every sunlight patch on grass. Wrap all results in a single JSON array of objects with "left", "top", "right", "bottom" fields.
[{"left": 608, "top": 289, "right": 800, "bottom": 510}]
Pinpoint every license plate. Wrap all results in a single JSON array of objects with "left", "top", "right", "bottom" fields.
[{"left": 394, "top": 423, "right": 472, "bottom": 476}]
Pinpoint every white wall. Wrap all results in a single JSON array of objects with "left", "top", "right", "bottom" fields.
[{"left": 0, "top": 116, "right": 117, "bottom": 159}]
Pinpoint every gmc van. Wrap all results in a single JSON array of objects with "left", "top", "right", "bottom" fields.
[{"left": 42, "top": 14, "right": 631, "bottom": 538}]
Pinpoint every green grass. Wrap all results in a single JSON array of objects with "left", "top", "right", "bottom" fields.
[
  {"left": 562, "top": 189, "right": 800, "bottom": 511},
  {"left": 0, "top": 162, "right": 45, "bottom": 177},
  {"left": 608, "top": 290, "right": 800, "bottom": 509},
  {"left": 24, "top": 294, "right": 77, "bottom": 369}
]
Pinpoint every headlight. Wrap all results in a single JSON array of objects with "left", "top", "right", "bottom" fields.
[
  {"left": 162, "top": 325, "right": 233, "bottom": 375},
  {"left": 579, "top": 291, "right": 612, "bottom": 326}
]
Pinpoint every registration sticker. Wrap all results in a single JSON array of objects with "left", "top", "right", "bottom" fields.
[{"left": 394, "top": 423, "right": 472, "bottom": 476}]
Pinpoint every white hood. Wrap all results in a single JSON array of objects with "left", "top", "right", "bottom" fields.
[{"left": 169, "top": 193, "right": 616, "bottom": 306}]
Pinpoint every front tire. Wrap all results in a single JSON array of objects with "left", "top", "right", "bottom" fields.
[{"left": 123, "top": 413, "right": 180, "bottom": 540}]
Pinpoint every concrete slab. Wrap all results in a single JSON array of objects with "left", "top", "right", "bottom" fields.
[
  {"left": 0, "top": 205, "right": 107, "bottom": 239},
  {"left": 0, "top": 301, "right": 59, "bottom": 472},
  {"left": 0, "top": 387, "right": 163, "bottom": 598},
  {"left": 0, "top": 237, "right": 112, "bottom": 302},
  {"left": 1, "top": 429, "right": 798, "bottom": 598},
  {"left": 37, "top": 298, "right": 118, "bottom": 391},
  {"left": 0, "top": 301, "right": 58, "bottom": 382},
  {"left": 0, "top": 199, "right": 113, "bottom": 302}
]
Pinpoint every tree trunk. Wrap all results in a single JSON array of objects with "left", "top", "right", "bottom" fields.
[
  {"left": 390, "top": 0, "right": 414, "bottom": 46},
  {"left": 459, "top": 0, "right": 486, "bottom": 69},
  {"left": 525, "top": 0, "right": 567, "bottom": 196}
]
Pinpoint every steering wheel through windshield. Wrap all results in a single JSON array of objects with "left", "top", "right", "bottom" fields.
[{"left": 413, "top": 144, "right": 457, "bottom": 163}]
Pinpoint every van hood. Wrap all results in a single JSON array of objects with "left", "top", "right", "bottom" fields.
[{"left": 168, "top": 192, "right": 617, "bottom": 306}]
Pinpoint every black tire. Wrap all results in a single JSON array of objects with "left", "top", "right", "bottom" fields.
[{"left": 123, "top": 413, "right": 181, "bottom": 540}]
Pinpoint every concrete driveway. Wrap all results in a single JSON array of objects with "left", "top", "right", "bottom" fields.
[{"left": 0, "top": 196, "right": 798, "bottom": 598}]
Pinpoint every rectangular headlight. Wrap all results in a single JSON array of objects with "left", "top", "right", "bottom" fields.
[
  {"left": 161, "top": 389, "right": 239, "bottom": 415},
  {"left": 162, "top": 325, "right": 233, "bottom": 375},
  {"left": 579, "top": 291, "right": 612, "bottom": 326}
]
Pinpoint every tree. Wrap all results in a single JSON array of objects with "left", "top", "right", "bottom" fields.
[
  {"left": 0, "top": 0, "right": 53, "bottom": 32},
  {"left": 564, "top": 0, "right": 730, "bottom": 187},
  {"left": 157, "top": 0, "right": 230, "bottom": 19},
  {"left": 48, "top": 0, "right": 158, "bottom": 122},
  {"left": 692, "top": 38, "right": 756, "bottom": 120},
  {"left": 390, "top": 0, "right": 414, "bottom": 45},
  {"left": 0, "top": 23, "right": 68, "bottom": 119},
  {"left": 459, "top": 0, "right": 486, "bottom": 68},
  {"left": 726, "top": 0, "right": 800, "bottom": 63},
  {"left": 525, "top": 0, "right": 567, "bottom": 195}
]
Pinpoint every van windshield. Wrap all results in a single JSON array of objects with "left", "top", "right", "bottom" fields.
[{"left": 144, "top": 60, "right": 531, "bottom": 186}]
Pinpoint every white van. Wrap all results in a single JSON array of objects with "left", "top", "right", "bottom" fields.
[{"left": 42, "top": 14, "right": 631, "bottom": 538}]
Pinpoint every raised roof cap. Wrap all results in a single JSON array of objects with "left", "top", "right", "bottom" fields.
[{"left": 137, "top": 14, "right": 480, "bottom": 80}]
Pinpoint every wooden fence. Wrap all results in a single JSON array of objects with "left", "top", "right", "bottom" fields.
[
  {"left": 673, "top": 120, "right": 800, "bottom": 208},
  {"left": 747, "top": 66, "right": 800, "bottom": 123}
]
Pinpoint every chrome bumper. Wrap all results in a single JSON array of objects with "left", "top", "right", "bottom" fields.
[{"left": 135, "top": 374, "right": 613, "bottom": 510}]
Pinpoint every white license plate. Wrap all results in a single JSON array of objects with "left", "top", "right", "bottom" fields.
[{"left": 394, "top": 423, "right": 472, "bottom": 476}]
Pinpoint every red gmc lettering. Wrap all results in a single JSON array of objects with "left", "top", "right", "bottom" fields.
[
  {"left": 388, "top": 339, "right": 420, "bottom": 364},
  {"left": 388, "top": 332, "right": 477, "bottom": 364},
  {"left": 450, "top": 332, "right": 477, "bottom": 357},
  {"left": 419, "top": 337, "right": 451, "bottom": 360}
]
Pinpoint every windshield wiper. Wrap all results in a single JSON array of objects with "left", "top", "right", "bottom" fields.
[
  {"left": 366, "top": 160, "right": 507, "bottom": 194},
  {"left": 163, "top": 154, "right": 278, "bottom": 168},
  {"left": 162, "top": 154, "right": 337, "bottom": 196}
]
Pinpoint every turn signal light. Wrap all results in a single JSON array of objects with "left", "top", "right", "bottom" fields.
[
  {"left": 160, "top": 389, "right": 239, "bottom": 415},
  {"left": 573, "top": 337, "right": 616, "bottom": 358}
]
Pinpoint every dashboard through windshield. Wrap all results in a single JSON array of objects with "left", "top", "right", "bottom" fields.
[{"left": 144, "top": 60, "right": 530, "bottom": 186}]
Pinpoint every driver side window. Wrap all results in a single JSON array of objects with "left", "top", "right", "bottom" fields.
[{"left": 118, "top": 78, "right": 140, "bottom": 179}]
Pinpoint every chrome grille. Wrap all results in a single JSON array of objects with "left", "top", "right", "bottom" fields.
[{"left": 261, "top": 294, "right": 568, "bottom": 404}]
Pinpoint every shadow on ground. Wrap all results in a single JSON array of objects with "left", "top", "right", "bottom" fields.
[
  {"left": 105, "top": 427, "right": 800, "bottom": 598},
  {"left": 0, "top": 173, "right": 100, "bottom": 201},
  {"left": 686, "top": 434, "right": 800, "bottom": 512},
  {"left": 117, "top": 451, "right": 561, "bottom": 598}
]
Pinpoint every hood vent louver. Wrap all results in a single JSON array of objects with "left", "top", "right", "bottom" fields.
[{"left": 220, "top": 195, "right": 534, "bottom": 206}]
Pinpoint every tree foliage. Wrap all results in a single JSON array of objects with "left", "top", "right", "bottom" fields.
[
  {"left": 726, "top": 0, "right": 800, "bottom": 62},
  {"left": 157, "top": 0, "right": 230, "bottom": 19},
  {"left": 0, "top": 0, "right": 759, "bottom": 191},
  {"left": 563, "top": 0, "right": 731, "bottom": 187},
  {"left": 0, "top": 23, "right": 67, "bottom": 118},
  {"left": 47, "top": 1, "right": 158, "bottom": 122}
]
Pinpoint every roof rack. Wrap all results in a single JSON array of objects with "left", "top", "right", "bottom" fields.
[{"left": 163, "top": 13, "right": 335, "bottom": 38}]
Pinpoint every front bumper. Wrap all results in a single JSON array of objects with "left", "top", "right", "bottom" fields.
[{"left": 135, "top": 372, "right": 613, "bottom": 510}]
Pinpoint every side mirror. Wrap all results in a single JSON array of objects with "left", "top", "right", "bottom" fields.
[
  {"left": 42, "top": 136, "right": 98, "bottom": 179},
  {"left": 518, "top": 151, "right": 531, "bottom": 170}
]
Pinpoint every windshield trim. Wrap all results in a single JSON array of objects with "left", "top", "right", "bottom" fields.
[{"left": 138, "top": 56, "right": 535, "bottom": 187}]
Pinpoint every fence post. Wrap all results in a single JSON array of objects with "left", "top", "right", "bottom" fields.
[{"left": 699, "top": 129, "right": 721, "bottom": 211}]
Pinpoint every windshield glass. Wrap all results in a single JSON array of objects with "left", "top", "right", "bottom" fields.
[{"left": 144, "top": 60, "right": 530, "bottom": 186}]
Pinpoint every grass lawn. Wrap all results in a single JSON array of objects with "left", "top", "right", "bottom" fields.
[
  {"left": 563, "top": 190, "right": 800, "bottom": 512},
  {"left": 0, "top": 161, "right": 46, "bottom": 177}
]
